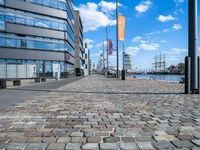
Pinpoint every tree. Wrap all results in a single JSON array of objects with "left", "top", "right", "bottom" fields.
[{"left": 178, "top": 63, "right": 185, "bottom": 73}]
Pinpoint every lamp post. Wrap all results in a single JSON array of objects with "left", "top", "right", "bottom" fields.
[
  {"left": 116, "top": 0, "right": 119, "bottom": 78},
  {"left": 106, "top": 26, "right": 109, "bottom": 77},
  {"left": 188, "top": 0, "right": 198, "bottom": 93}
]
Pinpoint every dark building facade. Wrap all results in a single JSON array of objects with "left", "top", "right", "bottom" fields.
[
  {"left": 0, "top": 0, "right": 75, "bottom": 78},
  {"left": 74, "top": 10, "right": 84, "bottom": 76}
]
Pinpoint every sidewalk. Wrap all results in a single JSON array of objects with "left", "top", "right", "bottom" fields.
[{"left": 0, "top": 75, "right": 200, "bottom": 150}]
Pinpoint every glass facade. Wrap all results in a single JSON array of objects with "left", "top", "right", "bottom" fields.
[
  {"left": 0, "top": 7, "right": 74, "bottom": 47},
  {"left": 0, "top": 59, "right": 75, "bottom": 77},
  {"left": 0, "top": 0, "right": 75, "bottom": 78}
]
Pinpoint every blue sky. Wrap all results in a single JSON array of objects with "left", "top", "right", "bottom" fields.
[{"left": 74, "top": 0, "right": 200, "bottom": 70}]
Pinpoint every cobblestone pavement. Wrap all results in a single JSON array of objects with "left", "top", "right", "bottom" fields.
[{"left": 1, "top": 75, "right": 200, "bottom": 150}]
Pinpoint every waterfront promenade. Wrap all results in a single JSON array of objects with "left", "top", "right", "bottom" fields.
[{"left": 0, "top": 75, "right": 200, "bottom": 150}]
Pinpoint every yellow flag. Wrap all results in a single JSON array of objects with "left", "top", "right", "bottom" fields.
[{"left": 118, "top": 15, "right": 125, "bottom": 41}]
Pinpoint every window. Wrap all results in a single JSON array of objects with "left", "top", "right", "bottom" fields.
[
  {"left": 35, "top": 18, "right": 44, "bottom": 27},
  {"left": 58, "top": 2, "right": 65, "bottom": 10},
  {"left": 0, "top": 0, "right": 5, "bottom": 5},
  {"left": 16, "top": 15, "right": 25, "bottom": 24},
  {"left": 0, "top": 11, "right": 5, "bottom": 30},
  {"left": 59, "top": 44, "right": 65, "bottom": 51},
  {"left": 21, "top": 39, "right": 27, "bottom": 48},
  {"left": 43, "top": 19, "right": 51, "bottom": 28},
  {"left": 33, "top": 0, "right": 42, "bottom": 5},
  {"left": 27, "top": 40, "right": 34, "bottom": 49},
  {"left": 26, "top": 16, "right": 34, "bottom": 26},
  {"left": 43, "top": 0, "right": 50, "bottom": 6},
  {"left": 16, "top": 39, "right": 21, "bottom": 48},
  {"left": 6, "top": 38, "right": 16, "bottom": 47},
  {"left": 52, "top": 43, "right": 59, "bottom": 50},
  {"left": 6, "top": 13, "right": 15, "bottom": 23},
  {"left": 0, "top": 37, "right": 5, "bottom": 46},
  {"left": 51, "top": 21, "right": 58, "bottom": 30},
  {"left": 34, "top": 41, "right": 44, "bottom": 49},
  {"left": 51, "top": 0, "right": 58, "bottom": 8},
  {"left": 44, "top": 42, "right": 52, "bottom": 50},
  {"left": 58, "top": 23, "right": 65, "bottom": 30}
]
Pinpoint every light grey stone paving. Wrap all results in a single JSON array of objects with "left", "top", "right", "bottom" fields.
[{"left": 1, "top": 75, "right": 200, "bottom": 149}]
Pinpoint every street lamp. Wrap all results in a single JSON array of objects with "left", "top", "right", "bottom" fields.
[
  {"left": 116, "top": 0, "right": 119, "bottom": 78},
  {"left": 188, "top": 0, "right": 198, "bottom": 93}
]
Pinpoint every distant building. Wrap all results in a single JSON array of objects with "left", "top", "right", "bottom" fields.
[
  {"left": 83, "top": 42, "right": 89, "bottom": 76},
  {"left": 0, "top": 0, "right": 75, "bottom": 78},
  {"left": 74, "top": 10, "right": 84, "bottom": 76},
  {"left": 124, "top": 53, "right": 133, "bottom": 70},
  {"left": 89, "top": 56, "right": 92, "bottom": 75}
]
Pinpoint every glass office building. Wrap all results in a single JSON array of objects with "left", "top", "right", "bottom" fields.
[{"left": 0, "top": 0, "right": 75, "bottom": 78}]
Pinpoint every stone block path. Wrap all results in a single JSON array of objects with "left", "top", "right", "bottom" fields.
[{"left": 0, "top": 75, "right": 200, "bottom": 150}]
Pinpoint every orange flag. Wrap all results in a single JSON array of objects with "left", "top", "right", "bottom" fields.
[{"left": 118, "top": 15, "right": 126, "bottom": 41}]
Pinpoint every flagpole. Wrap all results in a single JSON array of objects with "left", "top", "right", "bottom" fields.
[
  {"left": 123, "top": 42, "right": 125, "bottom": 70},
  {"left": 106, "top": 26, "right": 109, "bottom": 77},
  {"left": 116, "top": 0, "right": 119, "bottom": 78},
  {"left": 103, "top": 39, "right": 105, "bottom": 73}
]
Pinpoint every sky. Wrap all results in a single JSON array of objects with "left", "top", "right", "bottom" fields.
[{"left": 74, "top": 0, "right": 200, "bottom": 70}]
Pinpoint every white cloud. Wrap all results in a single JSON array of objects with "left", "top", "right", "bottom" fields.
[
  {"left": 75, "top": 2, "right": 116, "bottom": 32},
  {"left": 84, "top": 38, "right": 95, "bottom": 49},
  {"left": 125, "top": 47, "right": 140, "bottom": 56},
  {"left": 132, "top": 36, "right": 143, "bottom": 42},
  {"left": 157, "top": 15, "right": 175, "bottom": 22},
  {"left": 98, "top": 1, "right": 121, "bottom": 13},
  {"left": 140, "top": 43, "right": 159, "bottom": 51},
  {"left": 96, "top": 41, "right": 107, "bottom": 48},
  {"left": 135, "top": 0, "right": 152, "bottom": 14},
  {"left": 174, "top": 0, "right": 184, "bottom": 6},
  {"left": 173, "top": 24, "right": 182, "bottom": 30},
  {"left": 168, "top": 48, "right": 187, "bottom": 54},
  {"left": 160, "top": 40, "right": 166, "bottom": 43},
  {"left": 163, "top": 28, "right": 170, "bottom": 33}
]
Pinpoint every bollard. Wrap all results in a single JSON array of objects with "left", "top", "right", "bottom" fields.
[
  {"left": 0, "top": 80, "right": 6, "bottom": 89},
  {"left": 121, "top": 70, "right": 126, "bottom": 80},
  {"left": 185, "top": 57, "right": 191, "bottom": 94}
]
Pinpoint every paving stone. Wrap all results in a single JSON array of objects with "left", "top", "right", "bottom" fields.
[
  {"left": 82, "top": 143, "right": 98, "bottom": 150},
  {"left": 71, "top": 137, "right": 86, "bottom": 143},
  {"left": 42, "top": 137, "right": 57, "bottom": 143},
  {"left": 65, "top": 143, "right": 81, "bottom": 150},
  {"left": 100, "top": 143, "right": 119, "bottom": 150},
  {"left": 0, "top": 144, "right": 8, "bottom": 149},
  {"left": 137, "top": 142, "right": 155, "bottom": 150},
  {"left": 120, "top": 143, "right": 138, "bottom": 150},
  {"left": 26, "top": 143, "right": 48, "bottom": 150},
  {"left": 7, "top": 143, "right": 29, "bottom": 150},
  {"left": 192, "top": 139, "right": 200, "bottom": 146},
  {"left": 152, "top": 141, "right": 175, "bottom": 149},
  {"left": 103, "top": 137, "right": 120, "bottom": 143},
  {"left": 84, "top": 131, "right": 94, "bottom": 137},
  {"left": 87, "top": 137, "right": 101, "bottom": 143},
  {"left": 172, "top": 140, "right": 195, "bottom": 148},
  {"left": 135, "top": 136, "right": 154, "bottom": 142},
  {"left": 70, "top": 132, "right": 83, "bottom": 137},
  {"left": 154, "top": 135, "right": 176, "bottom": 141},
  {"left": 194, "top": 132, "right": 200, "bottom": 139},
  {"left": 47, "top": 143, "right": 65, "bottom": 150},
  {"left": 121, "top": 137, "right": 134, "bottom": 143},
  {"left": 177, "top": 135, "right": 194, "bottom": 140},
  {"left": 57, "top": 137, "right": 71, "bottom": 143},
  {"left": 95, "top": 132, "right": 109, "bottom": 137},
  {"left": 26, "top": 137, "right": 43, "bottom": 143}
]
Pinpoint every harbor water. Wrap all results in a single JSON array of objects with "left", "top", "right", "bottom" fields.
[{"left": 128, "top": 74, "right": 184, "bottom": 82}]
